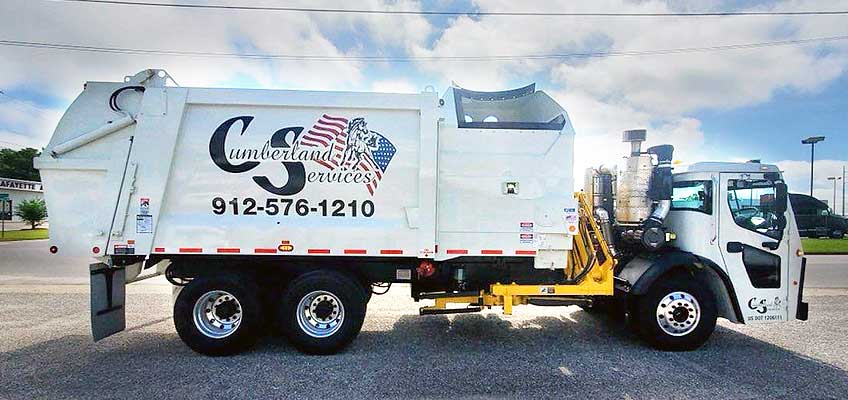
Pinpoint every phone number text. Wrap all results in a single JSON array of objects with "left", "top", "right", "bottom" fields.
[{"left": 211, "top": 197, "right": 375, "bottom": 217}]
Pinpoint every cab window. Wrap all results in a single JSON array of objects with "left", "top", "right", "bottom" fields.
[
  {"left": 727, "top": 179, "right": 783, "bottom": 240},
  {"left": 671, "top": 181, "right": 712, "bottom": 214}
]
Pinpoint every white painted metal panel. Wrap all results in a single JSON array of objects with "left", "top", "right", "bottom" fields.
[
  {"left": 35, "top": 72, "right": 574, "bottom": 261},
  {"left": 151, "top": 99, "right": 423, "bottom": 256}
]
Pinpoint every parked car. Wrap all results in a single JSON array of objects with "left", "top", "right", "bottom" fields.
[{"left": 789, "top": 193, "right": 846, "bottom": 238}]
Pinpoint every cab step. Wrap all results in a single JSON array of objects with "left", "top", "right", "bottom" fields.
[
  {"left": 418, "top": 291, "right": 479, "bottom": 300},
  {"left": 419, "top": 306, "right": 482, "bottom": 315}
]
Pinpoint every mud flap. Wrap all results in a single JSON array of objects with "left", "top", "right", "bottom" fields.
[{"left": 90, "top": 262, "right": 126, "bottom": 341}]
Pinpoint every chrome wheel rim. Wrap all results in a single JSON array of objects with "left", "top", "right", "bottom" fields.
[
  {"left": 656, "top": 291, "right": 700, "bottom": 337},
  {"left": 193, "top": 290, "right": 243, "bottom": 339},
  {"left": 296, "top": 290, "right": 345, "bottom": 338}
]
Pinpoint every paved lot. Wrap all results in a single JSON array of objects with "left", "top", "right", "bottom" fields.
[
  {"left": 1, "top": 241, "right": 847, "bottom": 399},
  {"left": 0, "top": 284, "right": 847, "bottom": 399}
]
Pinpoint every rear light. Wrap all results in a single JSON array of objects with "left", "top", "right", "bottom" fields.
[
  {"left": 417, "top": 260, "right": 436, "bottom": 278},
  {"left": 49, "top": 246, "right": 58, "bottom": 254},
  {"left": 92, "top": 246, "right": 101, "bottom": 254}
]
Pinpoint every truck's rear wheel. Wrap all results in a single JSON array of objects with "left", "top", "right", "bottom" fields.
[
  {"left": 174, "top": 275, "right": 261, "bottom": 356},
  {"left": 636, "top": 275, "right": 716, "bottom": 351},
  {"left": 277, "top": 270, "right": 367, "bottom": 354}
]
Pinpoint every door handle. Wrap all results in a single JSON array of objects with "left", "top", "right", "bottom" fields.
[
  {"left": 762, "top": 241, "right": 780, "bottom": 250},
  {"left": 726, "top": 242, "right": 743, "bottom": 253}
]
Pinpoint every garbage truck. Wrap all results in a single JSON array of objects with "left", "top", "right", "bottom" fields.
[{"left": 34, "top": 69, "right": 808, "bottom": 356}]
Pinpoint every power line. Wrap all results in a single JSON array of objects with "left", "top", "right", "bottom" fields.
[
  {"left": 0, "top": 91, "right": 52, "bottom": 114},
  {"left": 0, "top": 139, "right": 28, "bottom": 149},
  {"left": 48, "top": 0, "right": 848, "bottom": 17},
  {"left": 1, "top": 35, "right": 847, "bottom": 63}
]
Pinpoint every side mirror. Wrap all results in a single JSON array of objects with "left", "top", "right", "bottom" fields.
[{"left": 775, "top": 182, "right": 788, "bottom": 215}]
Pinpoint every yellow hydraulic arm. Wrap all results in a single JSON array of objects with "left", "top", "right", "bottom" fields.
[{"left": 421, "top": 192, "right": 616, "bottom": 315}]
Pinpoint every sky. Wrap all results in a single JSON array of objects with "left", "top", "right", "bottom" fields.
[{"left": 0, "top": 0, "right": 846, "bottom": 209}]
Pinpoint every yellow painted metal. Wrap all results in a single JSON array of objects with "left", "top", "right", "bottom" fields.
[{"left": 420, "top": 192, "right": 617, "bottom": 316}]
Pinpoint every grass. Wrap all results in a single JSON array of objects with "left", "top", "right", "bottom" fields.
[
  {"left": 801, "top": 238, "right": 848, "bottom": 255},
  {"left": 0, "top": 228, "right": 49, "bottom": 242}
]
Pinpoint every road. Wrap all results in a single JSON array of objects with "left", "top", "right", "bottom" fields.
[{"left": 0, "top": 240, "right": 847, "bottom": 399}]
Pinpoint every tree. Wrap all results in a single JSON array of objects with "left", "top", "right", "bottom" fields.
[
  {"left": 15, "top": 199, "right": 47, "bottom": 230},
  {"left": 0, "top": 147, "right": 41, "bottom": 181}
]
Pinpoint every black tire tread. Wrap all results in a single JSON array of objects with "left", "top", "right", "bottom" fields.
[
  {"left": 277, "top": 270, "right": 367, "bottom": 355},
  {"left": 635, "top": 274, "right": 717, "bottom": 351},
  {"left": 173, "top": 274, "right": 261, "bottom": 356}
]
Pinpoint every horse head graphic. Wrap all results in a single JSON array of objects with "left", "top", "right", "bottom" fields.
[{"left": 341, "top": 117, "right": 379, "bottom": 170}]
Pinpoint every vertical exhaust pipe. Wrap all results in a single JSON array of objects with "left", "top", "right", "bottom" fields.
[{"left": 641, "top": 144, "right": 674, "bottom": 250}]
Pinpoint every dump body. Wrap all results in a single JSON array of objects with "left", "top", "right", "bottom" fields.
[{"left": 35, "top": 71, "right": 576, "bottom": 264}]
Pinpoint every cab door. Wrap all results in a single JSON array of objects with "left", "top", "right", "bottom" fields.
[{"left": 717, "top": 173, "right": 789, "bottom": 323}]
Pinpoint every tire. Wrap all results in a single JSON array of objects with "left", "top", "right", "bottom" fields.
[
  {"left": 173, "top": 274, "right": 262, "bottom": 356},
  {"left": 635, "top": 275, "right": 717, "bottom": 351},
  {"left": 277, "top": 270, "right": 367, "bottom": 355}
]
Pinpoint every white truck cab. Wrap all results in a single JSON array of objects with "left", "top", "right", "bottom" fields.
[{"left": 665, "top": 162, "right": 807, "bottom": 325}]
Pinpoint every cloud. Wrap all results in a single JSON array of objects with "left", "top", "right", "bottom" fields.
[
  {"left": 555, "top": 89, "right": 708, "bottom": 187},
  {"left": 0, "top": 99, "right": 63, "bottom": 149},
  {"left": 313, "top": 0, "right": 433, "bottom": 53},
  {"left": 409, "top": 0, "right": 848, "bottom": 116},
  {"left": 405, "top": 0, "right": 847, "bottom": 189},
  {"left": 1, "top": 0, "right": 846, "bottom": 186},
  {"left": 371, "top": 79, "right": 420, "bottom": 93},
  {"left": 0, "top": 0, "right": 448, "bottom": 148}
]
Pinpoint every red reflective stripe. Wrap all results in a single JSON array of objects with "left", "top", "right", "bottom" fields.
[
  {"left": 344, "top": 249, "right": 367, "bottom": 254},
  {"left": 481, "top": 249, "right": 503, "bottom": 255},
  {"left": 179, "top": 248, "right": 202, "bottom": 253},
  {"left": 380, "top": 249, "right": 403, "bottom": 255},
  {"left": 216, "top": 248, "right": 240, "bottom": 253},
  {"left": 308, "top": 249, "right": 331, "bottom": 254},
  {"left": 515, "top": 250, "right": 537, "bottom": 255},
  {"left": 153, "top": 247, "right": 165, "bottom": 253},
  {"left": 446, "top": 249, "right": 468, "bottom": 255},
  {"left": 254, "top": 248, "right": 277, "bottom": 254}
]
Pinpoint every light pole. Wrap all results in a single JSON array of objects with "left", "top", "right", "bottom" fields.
[
  {"left": 828, "top": 176, "right": 841, "bottom": 213},
  {"left": 842, "top": 165, "right": 846, "bottom": 216},
  {"left": 802, "top": 136, "right": 826, "bottom": 197}
]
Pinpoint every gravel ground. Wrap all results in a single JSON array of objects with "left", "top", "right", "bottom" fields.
[{"left": 0, "top": 284, "right": 846, "bottom": 400}]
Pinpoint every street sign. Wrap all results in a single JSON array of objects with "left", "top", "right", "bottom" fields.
[{"left": 0, "top": 198, "right": 6, "bottom": 238}]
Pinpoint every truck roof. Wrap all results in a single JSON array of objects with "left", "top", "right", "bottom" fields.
[{"left": 682, "top": 161, "right": 780, "bottom": 174}]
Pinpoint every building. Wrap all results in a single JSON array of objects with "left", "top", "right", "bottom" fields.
[{"left": 0, "top": 177, "right": 44, "bottom": 222}]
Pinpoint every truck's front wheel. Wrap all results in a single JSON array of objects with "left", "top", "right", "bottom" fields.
[
  {"left": 636, "top": 275, "right": 717, "bottom": 351},
  {"left": 174, "top": 275, "right": 262, "bottom": 356},
  {"left": 277, "top": 270, "right": 367, "bottom": 354}
]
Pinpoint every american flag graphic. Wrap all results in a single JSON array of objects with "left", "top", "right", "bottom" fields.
[{"left": 298, "top": 114, "right": 397, "bottom": 195}]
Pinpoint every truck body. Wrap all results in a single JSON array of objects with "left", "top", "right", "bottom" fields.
[
  {"left": 34, "top": 70, "right": 807, "bottom": 355},
  {"left": 789, "top": 193, "right": 846, "bottom": 238}
]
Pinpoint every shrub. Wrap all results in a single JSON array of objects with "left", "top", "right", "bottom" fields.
[{"left": 14, "top": 199, "right": 47, "bottom": 230}]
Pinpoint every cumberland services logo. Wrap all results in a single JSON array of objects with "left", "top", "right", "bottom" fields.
[{"left": 209, "top": 114, "right": 397, "bottom": 196}]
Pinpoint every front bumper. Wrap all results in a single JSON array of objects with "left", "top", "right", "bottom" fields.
[{"left": 796, "top": 257, "right": 808, "bottom": 321}]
